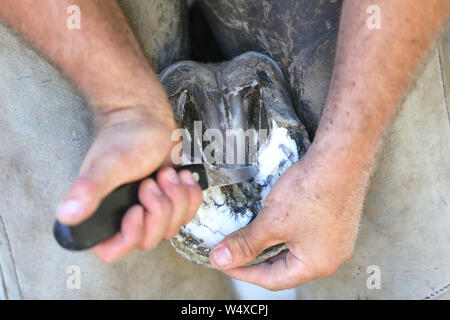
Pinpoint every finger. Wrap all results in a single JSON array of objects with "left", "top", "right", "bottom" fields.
[
  {"left": 224, "top": 251, "right": 311, "bottom": 291},
  {"left": 178, "top": 170, "right": 203, "bottom": 225},
  {"left": 156, "top": 167, "right": 190, "bottom": 238},
  {"left": 138, "top": 178, "right": 173, "bottom": 251},
  {"left": 209, "top": 210, "right": 283, "bottom": 270},
  {"left": 91, "top": 205, "right": 144, "bottom": 264}
]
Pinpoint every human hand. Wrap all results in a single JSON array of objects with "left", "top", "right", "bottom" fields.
[
  {"left": 56, "top": 93, "right": 202, "bottom": 263},
  {"left": 208, "top": 147, "right": 368, "bottom": 290}
]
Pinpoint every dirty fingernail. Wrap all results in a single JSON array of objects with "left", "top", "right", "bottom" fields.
[
  {"left": 212, "top": 246, "right": 232, "bottom": 269},
  {"left": 164, "top": 167, "right": 180, "bottom": 184},
  {"left": 147, "top": 179, "right": 163, "bottom": 196},
  {"left": 57, "top": 200, "right": 83, "bottom": 221},
  {"left": 180, "top": 171, "right": 197, "bottom": 186}
]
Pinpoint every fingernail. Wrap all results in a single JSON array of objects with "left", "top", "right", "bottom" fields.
[
  {"left": 57, "top": 200, "right": 83, "bottom": 221},
  {"left": 147, "top": 179, "right": 163, "bottom": 196},
  {"left": 180, "top": 171, "right": 197, "bottom": 186},
  {"left": 164, "top": 167, "right": 180, "bottom": 184},
  {"left": 212, "top": 246, "right": 232, "bottom": 269}
]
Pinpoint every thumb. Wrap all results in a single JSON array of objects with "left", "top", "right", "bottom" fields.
[
  {"left": 209, "top": 211, "right": 281, "bottom": 270},
  {"left": 56, "top": 135, "right": 169, "bottom": 226},
  {"left": 56, "top": 164, "right": 120, "bottom": 226},
  {"left": 56, "top": 151, "right": 135, "bottom": 226}
]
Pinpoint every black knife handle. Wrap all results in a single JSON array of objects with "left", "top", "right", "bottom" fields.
[{"left": 53, "top": 164, "right": 208, "bottom": 251}]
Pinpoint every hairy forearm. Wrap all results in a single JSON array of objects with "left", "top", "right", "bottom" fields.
[
  {"left": 309, "top": 0, "right": 450, "bottom": 190},
  {"left": 0, "top": 0, "right": 166, "bottom": 111}
]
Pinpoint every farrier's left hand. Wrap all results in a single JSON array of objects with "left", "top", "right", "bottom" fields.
[{"left": 209, "top": 146, "right": 368, "bottom": 290}]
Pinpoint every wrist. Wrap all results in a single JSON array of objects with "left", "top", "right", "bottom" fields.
[
  {"left": 86, "top": 68, "right": 169, "bottom": 111},
  {"left": 309, "top": 89, "right": 387, "bottom": 172},
  {"left": 301, "top": 111, "right": 380, "bottom": 196},
  {"left": 87, "top": 75, "right": 176, "bottom": 133}
]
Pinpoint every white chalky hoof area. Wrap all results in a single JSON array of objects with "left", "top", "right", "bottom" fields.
[{"left": 159, "top": 52, "right": 310, "bottom": 266}]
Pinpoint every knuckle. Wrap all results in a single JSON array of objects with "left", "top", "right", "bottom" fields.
[
  {"left": 157, "top": 196, "right": 173, "bottom": 217},
  {"left": 142, "top": 196, "right": 163, "bottom": 217},
  {"left": 234, "top": 229, "right": 256, "bottom": 260},
  {"left": 166, "top": 182, "right": 189, "bottom": 203},
  {"left": 72, "top": 177, "right": 98, "bottom": 197},
  {"left": 138, "top": 183, "right": 153, "bottom": 206}
]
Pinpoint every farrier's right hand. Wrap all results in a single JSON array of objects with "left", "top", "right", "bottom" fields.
[{"left": 55, "top": 90, "right": 202, "bottom": 263}]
